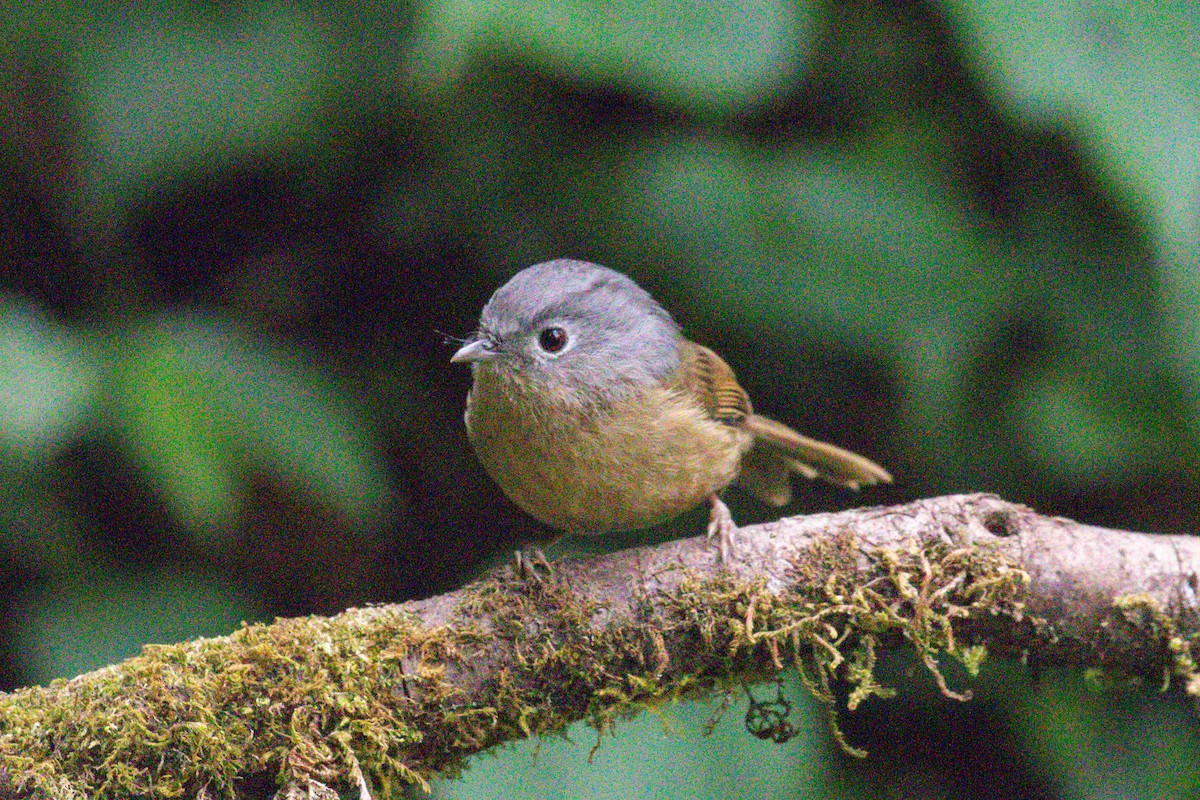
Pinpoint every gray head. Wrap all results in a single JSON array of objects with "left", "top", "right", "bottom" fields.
[{"left": 452, "top": 259, "right": 682, "bottom": 405}]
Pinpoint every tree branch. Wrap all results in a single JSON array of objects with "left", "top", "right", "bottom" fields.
[{"left": 3, "top": 493, "right": 1198, "bottom": 799}]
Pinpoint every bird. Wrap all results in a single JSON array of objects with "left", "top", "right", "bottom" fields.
[{"left": 451, "top": 258, "right": 891, "bottom": 564}]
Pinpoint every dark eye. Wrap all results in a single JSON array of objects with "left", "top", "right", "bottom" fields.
[{"left": 537, "top": 326, "right": 569, "bottom": 353}]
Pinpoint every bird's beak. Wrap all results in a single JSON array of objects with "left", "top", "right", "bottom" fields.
[{"left": 450, "top": 337, "right": 499, "bottom": 364}]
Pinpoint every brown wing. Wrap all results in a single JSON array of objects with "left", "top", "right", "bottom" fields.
[
  {"left": 676, "top": 338, "right": 891, "bottom": 505},
  {"left": 677, "top": 339, "right": 752, "bottom": 426}
]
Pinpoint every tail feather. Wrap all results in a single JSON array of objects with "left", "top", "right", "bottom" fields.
[{"left": 738, "top": 413, "right": 892, "bottom": 505}]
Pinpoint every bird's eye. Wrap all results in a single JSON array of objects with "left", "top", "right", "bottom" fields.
[{"left": 537, "top": 326, "right": 569, "bottom": 353}]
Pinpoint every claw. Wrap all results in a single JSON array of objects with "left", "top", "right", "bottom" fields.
[
  {"left": 706, "top": 494, "right": 738, "bottom": 565},
  {"left": 513, "top": 547, "right": 553, "bottom": 583}
]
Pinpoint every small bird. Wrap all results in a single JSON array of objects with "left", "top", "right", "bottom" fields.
[{"left": 451, "top": 259, "right": 891, "bottom": 563}]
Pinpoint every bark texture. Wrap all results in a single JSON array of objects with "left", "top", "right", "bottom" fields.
[{"left": 2, "top": 493, "right": 1197, "bottom": 799}]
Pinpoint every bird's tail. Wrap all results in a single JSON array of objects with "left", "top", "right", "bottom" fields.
[{"left": 737, "top": 413, "right": 892, "bottom": 507}]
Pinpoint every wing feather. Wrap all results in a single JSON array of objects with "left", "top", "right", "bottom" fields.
[
  {"left": 676, "top": 340, "right": 751, "bottom": 426},
  {"left": 675, "top": 338, "right": 891, "bottom": 504}
]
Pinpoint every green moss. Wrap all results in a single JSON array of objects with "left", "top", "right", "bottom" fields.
[
  {"left": 709, "top": 529, "right": 1030, "bottom": 754},
  {"left": 0, "top": 534, "right": 1032, "bottom": 795},
  {"left": 1110, "top": 593, "right": 1200, "bottom": 694},
  {"left": 0, "top": 606, "right": 441, "bottom": 797}
]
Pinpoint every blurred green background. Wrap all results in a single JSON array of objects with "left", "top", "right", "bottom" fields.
[{"left": 1, "top": 0, "right": 1198, "bottom": 797}]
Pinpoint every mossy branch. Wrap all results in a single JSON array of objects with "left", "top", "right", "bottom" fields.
[{"left": 3, "top": 493, "right": 1199, "bottom": 799}]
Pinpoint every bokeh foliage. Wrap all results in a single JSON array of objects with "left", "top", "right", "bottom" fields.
[{"left": 1, "top": 0, "right": 1197, "bottom": 797}]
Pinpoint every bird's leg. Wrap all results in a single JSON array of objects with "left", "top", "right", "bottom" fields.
[
  {"left": 514, "top": 546, "right": 553, "bottom": 582},
  {"left": 706, "top": 493, "right": 738, "bottom": 565}
]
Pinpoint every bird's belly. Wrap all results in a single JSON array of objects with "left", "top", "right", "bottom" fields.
[{"left": 466, "top": 384, "right": 750, "bottom": 534}]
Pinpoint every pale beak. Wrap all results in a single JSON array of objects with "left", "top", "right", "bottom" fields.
[{"left": 450, "top": 337, "right": 500, "bottom": 364}]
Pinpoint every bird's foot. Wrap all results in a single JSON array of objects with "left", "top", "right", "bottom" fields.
[
  {"left": 513, "top": 547, "right": 554, "bottom": 583},
  {"left": 706, "top": 494, "right": 738, "bottom": 566}
]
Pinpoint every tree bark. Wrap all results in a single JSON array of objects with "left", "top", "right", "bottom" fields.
[{"left": 2, "top": 493, "right": 1198, "bottom": 799}]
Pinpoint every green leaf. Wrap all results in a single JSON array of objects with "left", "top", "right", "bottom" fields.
[
  {"left": 1010, "top": 668, "right": 1200, "bottom": 800},
  {"left": 1013, "top": 368, "right": 1163, "bottom": 483},
  {"left": 625, "top": 124, "right": 1004, "bottom": 342},
  {"left": 407, "top": 0, "right": 813, "bottom": 114},
  {"left": 0, "top": 0, "right": 108, "bottom": 43},
  {"left": 0, "top": 296, "right": 96, "bottom": 459},
  {"left": 945, "top": 0, "right": 1200, "bottom": 425},
  {"left": 114, "top": 313, "right": 391, "bottom": 534},
  {"left": 73, "top": 4, "right": 335, "bottom": 224},
  {"left": 116, "top": 320, "right": 240, "bottom": 531},
  {"left": 947, "top": 0, "right": 1199, "bottom": 244},
  {"left": 12, "top": 569, "right": 264, "bottom": 683}
]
